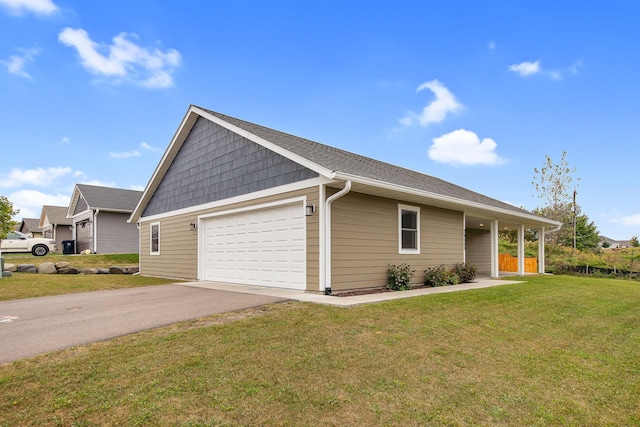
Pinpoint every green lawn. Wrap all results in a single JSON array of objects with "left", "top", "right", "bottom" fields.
[
  {"left": 2, "top": 252, "right": 140, "bottom": 270},
  {"left": 1, "top": 275, "right": 639, "bottom": 426},
  {"left": 0, "top": 273, "right": 178, "bottom": 301},
  {"left": 0, "top": 253, "right": 178, "bottom": 300}
]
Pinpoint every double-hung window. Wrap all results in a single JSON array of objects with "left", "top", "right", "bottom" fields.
[
  {"left": 150, "top": 222, "right": 160, "bottom": 255},
  {"left": 398, "top": 204, "right": 420, "bottom": 254}
]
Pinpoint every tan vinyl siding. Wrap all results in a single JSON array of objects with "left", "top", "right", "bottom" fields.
[
  {"left": 330, "top": 192, "right": 464, "bottom": 291},
  {"left": 139, "top": 187, "right": 319, "bottom": 287},
  {"left": 304, "top": 188, "right": 321, "bottom": 291},
  {"left": 139, "top": 213, "right": 199, "bottom": 280},
  {"left": 465, "top": 228, "right": 491, "bottom": 276}
]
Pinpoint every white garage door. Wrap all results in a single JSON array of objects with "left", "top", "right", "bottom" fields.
[{"left": 202, "top": 203, "right": 306, "bottom": 289}]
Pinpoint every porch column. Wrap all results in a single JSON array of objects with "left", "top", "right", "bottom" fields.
[
  {"left": 517, "top": 224, "right": 525, "bottom": 276},
  {"left": 490, "top": 220, "right": 499, "bottom": 278},
  {"left": 538, "top": 227, "right": 546, "bottom": 274}
]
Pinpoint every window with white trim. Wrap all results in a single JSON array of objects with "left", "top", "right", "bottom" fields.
[
  {"left": 150, "top": 222, "right": 160, "bottom": 255},
  {"left": 398, "top": 204, "right": 420, "bottom": 254}
]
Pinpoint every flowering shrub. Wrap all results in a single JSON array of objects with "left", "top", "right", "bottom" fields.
[
  {"left": 424, "top": 265, "right": 458, "bottom": 287},
  {"left": 387, "top": 263, "right": 415, "bottom": 291},
  {"left": 453, "top": 262, "right": 477, "bottom": 283}
]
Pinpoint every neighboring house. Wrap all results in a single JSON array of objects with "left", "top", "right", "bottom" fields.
[
  {"left": 17, "top": 218, "right": 43, "bottom": 238},
  {"left": 39, "top": 205, "right": 73, "bottom": 251},
  {"left": 66, "top": 184, "right": 142, "bottom": 254},
  {"left": 129, "top": 105, "right": 560, "bottom": 293},
  {"left": 600, "top": 236, "right": 630, "bottom": 249}
]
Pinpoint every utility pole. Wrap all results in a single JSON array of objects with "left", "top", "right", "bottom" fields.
[{"left": 573, "top": 190, "right": 577, "bottom": 250}]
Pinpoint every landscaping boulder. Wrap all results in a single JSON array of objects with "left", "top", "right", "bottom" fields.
[
  {"left": 55, "top": 261, "right": 70, "bottom": 270},
  {"left": 17, "top": 264, "right": 37, "bottom": 273},
  {"left": 97, "top": 268, "right": 110, "bottom": 274},
  {"left": 37, "top": 262, "right": 58, "bottom": 274},
  {"left": 80, "top": 268, "right": 99, "bottom": 275},
  {"left": 109, "top": 266, "right": 127, "bottom": 274},
  {"left": 4, "top": 263, "right": 16, "bottom": 272},
  {"left": 2, "top": 271, "right": 11, "bottom": 277},
  {"left": 57, "top": 266, "right": 80, "bottom": 274},
  {"left": 126, "top": 266, "right": 140, "bottom": 274}
]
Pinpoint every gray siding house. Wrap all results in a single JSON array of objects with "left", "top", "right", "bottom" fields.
[
  {"left": 130, "top": 105, "right": 560, "bottom": 293},
  {"left": 67, "top": 184, "right": 142, "bottom": 254},
  {"left": 17, "top": 218, "right": 43, "bottom": 238},
  {"left": 39, "top": 205, "right": 72, "bottom": 251}
]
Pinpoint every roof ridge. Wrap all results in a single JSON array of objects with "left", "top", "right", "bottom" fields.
[{"left": 197, "top": 107, "right": 530, "bottom": 215}]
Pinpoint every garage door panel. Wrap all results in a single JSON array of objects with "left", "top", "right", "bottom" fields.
[{"left": 202, "top": 203, "right": 305, "bottom": 289}]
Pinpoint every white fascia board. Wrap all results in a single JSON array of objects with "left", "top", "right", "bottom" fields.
[
  {"left": 138, "top": 176, "right": 330, "bottom": 223},
  {"left": 130, "top": 106, "right": 200, "bottom": 223},
  {"left": 70, "top": 210, "right": 92, "bottom": 220},
  {"left": 193, "top": 106, "right": 337, "bottom": 180},
  {"left": 66, "top": 185, "right": 81, "bottom": 219},
  {"left": 334, "top": 172, "right": 562, "bottom": 227}
]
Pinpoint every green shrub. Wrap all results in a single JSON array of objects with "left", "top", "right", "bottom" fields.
[
  {"left": 424, "top": 265, "right": 459, "bottom": 287},
  {"left": 453, "top": 262, "right": 477, "bottom": 283},
  {"left": 387, "top": 263, "right": 415, "bottom": 291}
]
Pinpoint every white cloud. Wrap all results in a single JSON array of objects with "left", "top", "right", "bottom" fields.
[
  {"left": 140, "top": 142, "right": 158, "bottom": 152},
  {"left": 400, "top": 79, "right": 463, "bottom": 126},
  {"left": 60, "top": 136, "right": 70, "bottom": 144},
  {"left": 0, "top": 166, "right": 72, "bottom": 188},
  {"left": 130, "top": 184, "right": 145, "bottom": 191},
  {"left": 109, "top": 150, "right": 141, "bottom": 159},
  {"left": 10, "top": 189, "right": 70, "bottom": 220},
  {"left": 78, "top": 179, "right": 116, "bottom": 187},
  {"left": 58, "top": 27, "right": 181, "bottom": 88},
  {"left": 487, "top": 41, "right": 496, "bottom": 51},
  {"left": 0, "top": 0, "right": 57, "bottom": 15},
  {"left": 568, "top": 59, "right": 583, "bottom": 75},
  {"left": 612, "top": 214, "right": 640, "bottom": 226},
  {"left": 509, "top": 59, "right": 583, "bottom": 80},
  {"left": 428, "top": 129, "right": 506, "bottom": 166},
  {"left": 508, "top": 60, "right": 540, "bottom": 76},
  {"left": 1, "top": 47, "right": 41, "bottom": 78}
]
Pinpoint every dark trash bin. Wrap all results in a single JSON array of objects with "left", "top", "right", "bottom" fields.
[{"left": 62, "top": 240, "right": 75, "bottom": 255}]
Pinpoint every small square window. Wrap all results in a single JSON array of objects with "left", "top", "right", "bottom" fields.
[{"left": 398, "top": 204, "right": 420, "bottom": 254}]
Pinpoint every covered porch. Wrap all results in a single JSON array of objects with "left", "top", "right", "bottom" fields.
[{"left": 465, "top": 214, "right": 561, "bottom": 278}]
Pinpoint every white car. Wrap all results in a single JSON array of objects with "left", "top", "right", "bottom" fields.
[{"left": 1, "top": 231, "right": 57, "bottom": 256}]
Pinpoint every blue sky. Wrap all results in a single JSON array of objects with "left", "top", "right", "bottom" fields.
[{"left": 1, "top": 0, "right": 638, "bottom": 240}]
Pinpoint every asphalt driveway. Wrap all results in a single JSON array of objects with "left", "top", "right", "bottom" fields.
[{"left": 0, "top": 284, "right": 287, "bottom": 364}]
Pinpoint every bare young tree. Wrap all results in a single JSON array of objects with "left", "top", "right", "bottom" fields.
[{"left": 532, "top": 151, "right": 580, "bottom": 245}]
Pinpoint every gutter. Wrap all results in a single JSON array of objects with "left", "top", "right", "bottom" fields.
[
  {"left": 323, "top": 180, "right": 351, "bottom": 295},
  {"left": 333, "top": 172, "right": 561, "bottom": 227},
  {"left": 546, "top": 223, "right": 563, "bottom": 233}
]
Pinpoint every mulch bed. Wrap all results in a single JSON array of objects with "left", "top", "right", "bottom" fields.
[{"left": 333, "top": 284, "right": 429, "bottom": 297}]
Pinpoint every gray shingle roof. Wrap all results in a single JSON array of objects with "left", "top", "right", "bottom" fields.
[
  {"left": 199, "top": 107, "right": 532, "bottom": 216},
  {"left": 43, "top": 205, "right": 72, "bottom": 225},
  {"left": 77, "top": 184, "right": 142, "bottom": 212},
  {"left": 21, "top": 218, "right": 42, "bottom": 233}
]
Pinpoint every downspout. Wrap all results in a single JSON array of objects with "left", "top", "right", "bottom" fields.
[
  {"left": 324, "top": 180, "right": 352, "bottom": 295},
  {"left": 93, "top": 209, "right": 100, "bottom": 254}
]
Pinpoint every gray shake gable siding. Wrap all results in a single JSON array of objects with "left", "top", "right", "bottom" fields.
[{"left": 142, "top": 116, "right": 319, "bottom": 217}]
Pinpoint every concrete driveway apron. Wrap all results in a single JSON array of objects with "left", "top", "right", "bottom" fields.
[{"left": 0, "top": 284, "right": 287, "bottom": 364}]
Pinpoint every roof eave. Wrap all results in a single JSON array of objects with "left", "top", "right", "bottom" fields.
[
  {"left": 130, "top": 106, "right": 200, "bottom": 223},
  {"left": 333, "top": 172, "right": 561, "bottom": 228},
  {"left": 66, "top": 185, "right": 81, "bottom": 219}
]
